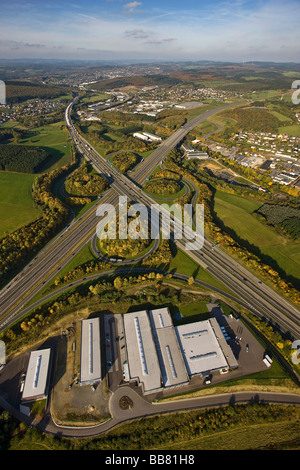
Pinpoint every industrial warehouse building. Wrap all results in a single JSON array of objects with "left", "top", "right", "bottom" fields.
[
  {"left": 80, "top": 317, "right": 102, "bottom": 386},
  {"left": 181, "top": 143, "right": 209, "bottom": 160},
  {"left": 123, "top": 308, "right": 238, "bottom": 394},
  {"left": 123, "top": 308, "right": 189, "bottom": 394},
  {"left": 175, "top": 318, "right": 238, "bottom": 377},
  {"left": 148, "top": 308, "right": 189, "bottom": 389},
  {"left": 133, "top": 131, "right": 162, "bottom": 142},
  {"left": 22, "top": 348, "right": 51, "bottom": 403},
  {"left": 123, "top": 309, "right": 162, "bottom": 394}
]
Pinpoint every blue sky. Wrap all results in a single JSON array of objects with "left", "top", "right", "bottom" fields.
[{"left": 0, "top": 0, "right": 299, "bottom": 62}]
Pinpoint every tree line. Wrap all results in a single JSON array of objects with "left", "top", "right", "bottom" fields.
[{"left": 0, "top": 402, "right": 298, "bottom": 450}]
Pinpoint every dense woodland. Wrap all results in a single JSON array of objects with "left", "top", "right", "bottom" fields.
[
  {"left": 6, "top": 81, "right": 69, "bottom": 103},
  {"left": 0, "top": 144, "right": 50, "bottom": 173},
  {"left": 219, "top": 106, "right": 283, "bottom": 133},
  {"left": 0, "top": 127, "right": 30, "bottom": 144}
]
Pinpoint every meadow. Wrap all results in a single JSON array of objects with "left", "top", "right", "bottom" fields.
[
  {"left": 0, "top": 171, "right": 41, "bottom": 238},
  {"left": 213, "top": 190, "right": 300, "bottom": 284},
  {"left": 17, "top": 121, "right": 72, "bottom": 171}
]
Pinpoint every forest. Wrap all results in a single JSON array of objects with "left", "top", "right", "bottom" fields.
[
  {"left": 0, "top": 144, "right": 50, "bottom": 173},
  {"left": 6, "top": 81, "right": 69, "bottom": 103},
  {"left": 219, "top": 106, "right": 282, "bottom": 133},
  {"left": 0, "top": 127, "right": 29, "bottom": 144}
]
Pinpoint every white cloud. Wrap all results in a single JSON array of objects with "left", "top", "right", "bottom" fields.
[
  {"left": 124, "top": 2, "right": 142, "bottom": 12},
  {"left": 124, "top": 29, "right": 149, "bottom": 39},
  {"left": 125, "top": 1, "right": 142, "bottom": 7}
]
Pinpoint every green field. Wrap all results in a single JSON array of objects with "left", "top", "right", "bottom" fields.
[
  {"left": 269, "top": 110, "right": 292, "bottom": 123},
  {"left": 17, "top": 121, "right": 72, "bottom": 171},
  {"left": 81, "top": 92, "right": 111, "bottom": 103},
  {"left": 168, "top": 247, "right": 235, "bottom": 295},
  {"left": 214, "top": 190, "right": 300, "bottom": 283},
  {"left": 161, "top": 419, "right": 300, "bottom": 450},
  {"left": 193, "top": 119, "right": 219, "bottom": 136},
  {"left": 0, "top": 171, "right": 41, "bottom": 238},
  {"left": 279, "top": 124, "right": 300, "bottom": 137}
]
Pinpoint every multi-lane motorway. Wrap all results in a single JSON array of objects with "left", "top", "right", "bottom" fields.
[{"left": 0, "top": 96, "right": 299, "bottom": 341}]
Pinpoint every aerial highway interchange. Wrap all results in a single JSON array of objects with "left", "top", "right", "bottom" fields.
[{"left": 0, "top": 95, "right": 299, "bottom": 341}]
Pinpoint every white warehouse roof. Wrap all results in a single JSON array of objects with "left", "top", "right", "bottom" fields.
[
  {"left": 123, "top": 310, "right": 161, "bottom": 393},
  {"left": 22, "top": 348, "right": 51, "bottom": 402},
  {"left": 175, "top": 319, "right": 230, "bottom": 376},
  {"left": 80, "top": 318, "right": 102, "bottom": 385},
  {"left": 148, "top": 308, "right": 189, "bottom": 388}
]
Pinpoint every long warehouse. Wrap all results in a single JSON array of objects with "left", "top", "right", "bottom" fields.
[
  {"left": 22, "top": 348, "right": 51, "bottom": 403},
  {"left": 123, "top": 309, "right": 162, "bottom": 394},
  {"left": 123, "top": 307, "right": 189, "bottom": 394},
  {"left": 80, "top": 317, "right": 102, "bottom": 386},
  {"left": 148, "top": 307, "right": 189, "bottom": 388}
]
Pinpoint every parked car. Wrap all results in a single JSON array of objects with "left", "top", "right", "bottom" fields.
[{"left": 203, "top": 374, "right": 212, "bottom": 385}]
